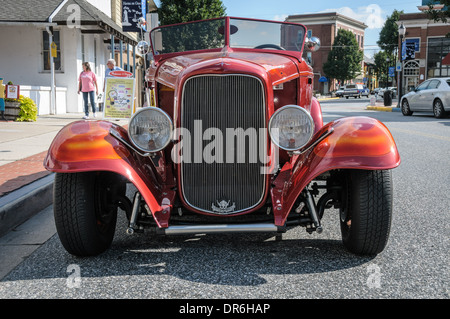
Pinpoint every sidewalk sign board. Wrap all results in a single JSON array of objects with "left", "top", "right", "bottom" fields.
[
  {"left": 5, "top": 85, "right": 20, "bottom": 99},
  {"left": 103, "top": 76, "right": 136, "bottom": 120}
]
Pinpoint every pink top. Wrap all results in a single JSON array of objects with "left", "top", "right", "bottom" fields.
[{"left": 78, "top": 71, "right": 97, "bottom": 92}]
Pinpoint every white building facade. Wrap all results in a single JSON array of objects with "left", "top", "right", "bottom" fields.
[{"left": 0, "top": 0, "right": 156, "bottom": 115}]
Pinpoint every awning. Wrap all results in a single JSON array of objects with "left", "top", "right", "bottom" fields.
[
  {"left": 52, "top": 0, "right": 139, "bottom": 46},
  {"left": 442, "top": 53, "right": 450, "bottom": 65}
]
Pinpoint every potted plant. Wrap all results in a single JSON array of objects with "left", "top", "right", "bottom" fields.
[
  {"left": 3, "top": 81, "right": 20, "bottom": 120},
  {"left": 2, "top": 81, "right": 37, "bottom": 121},
  {"left": 16, "top": 95, "right": 37, "bottom": 122}
]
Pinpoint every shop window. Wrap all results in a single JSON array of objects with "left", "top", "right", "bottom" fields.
[
  {"left": 427, "top": 37, "right": 450, "bottom": 78},
  {"left": 43, "top": 30, "right": 62, "bottom": 71}
]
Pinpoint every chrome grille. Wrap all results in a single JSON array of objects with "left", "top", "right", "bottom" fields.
[{"left": 181, "top": 75, "right": 266, "bottom": 214}]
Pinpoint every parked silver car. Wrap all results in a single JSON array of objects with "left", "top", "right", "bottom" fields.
[
  {"left": 335, "top": 86, "right": 345, "bottom": 97},
  {"left": 401, "top": 77, "right": 450, "bottom": 118},
  {"left": 343, "top": 84, "right": 370, "bottom": 98}
]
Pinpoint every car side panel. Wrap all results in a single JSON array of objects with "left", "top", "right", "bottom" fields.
[
  {"left": 408, "top": 91, "right": 421, "bottom": 111},
  {"left": 439, "top": 90, "right": 450, "bottom": 111}
]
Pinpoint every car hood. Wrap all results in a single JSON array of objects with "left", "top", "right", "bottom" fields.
[{"left": 149, "top": 50, "right": 302, "bottom": 88}]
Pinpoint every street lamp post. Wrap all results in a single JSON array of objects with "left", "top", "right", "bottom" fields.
[
  {"left": 386, "top": 57, "right": 390, "bottom": 89},
  {"left": 398, "top": 22, "right": 406, "bottom": 106}
]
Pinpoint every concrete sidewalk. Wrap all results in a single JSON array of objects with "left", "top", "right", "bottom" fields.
[{"left": 0, "top": 114, "right": 128, "bottom": 237}]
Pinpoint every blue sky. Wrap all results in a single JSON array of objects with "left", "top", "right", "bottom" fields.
[{"left": 152, "top": 0, "right": 423, "bottom": 57}]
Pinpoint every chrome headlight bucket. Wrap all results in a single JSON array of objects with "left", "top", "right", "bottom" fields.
[
  {"left": 128, "top": 107, "right": 173, "bottom": 153},
  {"left": 268, "top": 105, "right": 315, "bottom": 151}
]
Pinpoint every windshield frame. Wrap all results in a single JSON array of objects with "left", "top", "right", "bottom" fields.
[{"left": 150, "top": 16, "right": 307, "bottom": 62}]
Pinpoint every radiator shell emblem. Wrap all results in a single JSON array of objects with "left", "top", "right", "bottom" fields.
[{"left": 212, "top": 199, "right": 236, "bottom": 214}]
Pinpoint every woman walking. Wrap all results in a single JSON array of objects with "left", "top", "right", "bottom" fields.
[{"left": 78, "top": 62, "right": 98, "bottom": 119}]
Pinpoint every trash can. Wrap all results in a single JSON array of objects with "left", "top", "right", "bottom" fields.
[{"left": 383, "top": 90, "right": 392, "bottom": 106}]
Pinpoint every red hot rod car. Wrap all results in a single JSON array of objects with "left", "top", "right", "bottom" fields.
[{"left": 44, "top": 17, "right": 400, "bottom": 257}]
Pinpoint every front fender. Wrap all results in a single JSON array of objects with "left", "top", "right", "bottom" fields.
[
  {"left": 272, "top": 116, "right": 401, "bottom": 226},
  {"left": 44, "top": 120, "right": 175, "bottom": 228}
]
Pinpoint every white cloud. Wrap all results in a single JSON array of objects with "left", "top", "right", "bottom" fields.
[
  {"left": 273, "top": 14, "right": 289, "bottom": 21},
  {"left": 322, "top": 4, "right": 385, "bottom": 29}
]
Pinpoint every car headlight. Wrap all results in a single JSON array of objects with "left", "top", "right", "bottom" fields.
[
  {"left": 128, "top": 107, "right": 173, "bottom": 153},
  {"left": 268, "top": 105, "right": 314, "bottom": 151}
]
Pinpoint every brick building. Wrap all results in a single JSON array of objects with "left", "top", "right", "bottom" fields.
[
  {"left": 286, "top": 12, "right": 367, "bottom": 95},
  {"left": 397, "top": 4, "right": 450, "bottom": 94}
]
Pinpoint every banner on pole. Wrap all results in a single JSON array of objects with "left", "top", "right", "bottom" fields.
[
  {"left": 122, "top": 0, "right": 147, "bottom": 32},
  {"left": 388, "top": 67, "right": 395, "bottom": 78},
  {"left": 402, "top": 42, "right": 416, "bottom": 61}
]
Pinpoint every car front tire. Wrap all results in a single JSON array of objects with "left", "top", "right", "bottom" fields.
[
  {"left": 54, "top": 172, "right": 125, "bottom": 256},
  {"left": 401, "top": 99, "right": 413, "bottom": 116},
  {"left": 340, "top": 170, "right": 393, "bottom": 255}
]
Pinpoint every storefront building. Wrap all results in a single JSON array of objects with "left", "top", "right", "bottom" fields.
[
  {"left": 397, "top": 5, "right": 450, "bottom": 94},
  {"left": 0, "top": 0, "right": 157, "bottom": 115},
  {"left": 286, "top": 12, "right": 367, "bottom": 95}
]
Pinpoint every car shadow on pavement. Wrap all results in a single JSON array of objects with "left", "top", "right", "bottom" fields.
[{"left": 1, "top": 213, "right": 375, "bottom": 287}]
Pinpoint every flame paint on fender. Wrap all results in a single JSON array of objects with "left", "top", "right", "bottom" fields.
[
  {"left": 44, "top": 120, "right": 175, "bottom": 228},
  {"left": 271, "top": 116, "right": 400, "bottom": 226}
]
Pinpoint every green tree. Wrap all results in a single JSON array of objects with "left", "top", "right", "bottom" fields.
[
  {"left": 323, "top": 29, "right": 364, "bottom": 85},
  {"left": 425, "top": 0, "right": 450, "bottom": 36},
  {"left": 377, "top": 9, "right": 404, "bottom": 56},
  {"left": 373, "top": 50, "right": 392, "bottom": 88},
  {"left": 156, "top": 0, "right": 227, "bottom": 53},
  {"left": 158, "top": 0, "right": 226, "bottom": 26}
]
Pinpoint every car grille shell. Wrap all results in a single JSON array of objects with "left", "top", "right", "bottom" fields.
[{"left": 180, "top": 74, "right": 266, "bottom": 214}]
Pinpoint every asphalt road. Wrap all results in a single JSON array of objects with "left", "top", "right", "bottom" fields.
[{"left": 0, "top": 98, "right": 448, "bottom": 301}]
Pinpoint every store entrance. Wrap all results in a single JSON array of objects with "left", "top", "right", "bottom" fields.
[{"left": 403, "top": 60, "right": 420, "bottom": 93}]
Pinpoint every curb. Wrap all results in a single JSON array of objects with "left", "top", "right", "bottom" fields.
[
  {"left": 0, "top": 173, "right": 54, "bottom": 238},
  {"left": 366, "top": 105, "right": 401, "bottom": 112},
  {"left": 317, "top": 97, "right": 340, "bottom": 101}
]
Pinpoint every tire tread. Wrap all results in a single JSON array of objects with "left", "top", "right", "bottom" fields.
[{"left": 343, "top": 170, "right": 393, "bottom": 255}]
